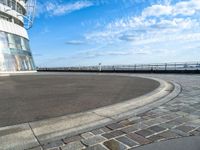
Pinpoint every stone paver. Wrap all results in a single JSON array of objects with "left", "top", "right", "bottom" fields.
[
  {"left": 116, "top": 136, "right": 138, "bottom": 147},
  {"left": 61, "top": 141, "right": 85, "bottom": 150},
  {"left": 84, "top": 144, "right": 108, "bottom": 150},
  {"left": 121, "top": 125, "right": 138, "bottom": 133},
  {"left": 43, "top": 140, "right": 64, "bottom": 149},
  {"left": 81, "top": 135, "right": 106, "bottom": 146},
  {"left": 157, "top": 130, "right": 180, "bottom": 139},
  {"left": 27, "top": 74, "right": 200, "bottom": 150},
  {"left": 102, "top": 130, "right": 124, "bottom": 139},
  {"left": 135, "top": 129, "right": 155, "bottom": 138},
  {"left": 106, "top": 123, "right": 124, "bottom": 130},
  {"left": 103, "top": 139, "right": 127, "bottom": 150},
  {"left": 127, "top": 133, "right": 151, "bottom": 145},
  {"left": 63, "top": 135, "right": 82, "bottom": 144},
  {"left": 81, "top": 132, "right": 94, "bottom": 139}
]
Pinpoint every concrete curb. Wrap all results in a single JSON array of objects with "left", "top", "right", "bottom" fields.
[
  {"left": 0, "top": 74, "right": 181, "bottom": 150},
  {"left": 0, "top": 71, "right": 37, "bottom": 77}
]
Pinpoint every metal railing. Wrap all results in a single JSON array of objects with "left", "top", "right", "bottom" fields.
[{"left": 38, "top": 61, "right": 200, "bottom": 73}]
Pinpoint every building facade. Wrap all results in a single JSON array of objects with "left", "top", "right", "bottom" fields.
[{"left": 0, "top": 0, "right": 35, "bottom": 72}]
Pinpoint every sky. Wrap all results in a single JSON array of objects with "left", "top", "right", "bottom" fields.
[{"left": 28, "top": 0, "right": 200, "bottom": 67}]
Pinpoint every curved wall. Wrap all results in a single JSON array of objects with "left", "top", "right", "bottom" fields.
[{"left": 0, "top": 0, "right": 35, "bottom": 72}]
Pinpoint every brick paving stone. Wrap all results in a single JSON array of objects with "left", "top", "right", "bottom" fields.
[
  {"left": 164, "top": 120, "right": 183, "bottom": 128},
  {"left": 100, "top": 127, "right": 112, "bottom": 132},
  {"left": 176, "top": 111, "right": 189, "bottom": 117},
  {"left": 175, "top": 125, "right": 195, "bottom": 133},
  {"left": 145, "top": 111, "right": 158, "bottom": 118},
  {"left": 137, "top": 113, "right": 147, "bottom": 118},
  {"left": 147, "top": 134, "right": 165, "bottom": 142},
  {"left": 171, "top": 128, "right": 191, "bottom": 137},
  {"left": 173, "top": 117, "right": 191, "bottom": 124},
  {"left": 133, "top": 123, "right": 148, "bottom": 129},
  {"left": 81, "top": 132, "right": 94, "bottom": 139},
  {"left": 143, "top": 119, "right": 159, "bottom": 126},
  {"left": 81, "top": 135, "right": 106, "bottom": 146},
  {"left": 135, "top": 129, "right": 154, "bottom": 138},
  {"left": 103, "top": 139, "right": 127, "bottom": 150},
  {"left": 46, "top": 148, "right": 60, "bottom": 150},
  {"left": 63, "top": 135, "right": 82, "bottom": 144},
  {"left": 128, "top": 117, "right": 142, "bottom": 124},
  {"left": 158, "top": 130, "right": 180, "bottom": 139},
  {"left": 161, "top": 114, "right": 179, "bottom": 120},
  {"left": 84, "top": 144, "right": 108, "bottom": 150},
  {"left": 182, "top": 108, "right": 196, "bottom": 114},
  {"left": 191, "top": 111, "right": 200, "bottom": 116},
  {"left": 43, "top": 140, "right": 64, "bottom": 149},
  {"left": 91, "top": 129, "right": 104, "bottom": 135},
  {"left": 29, "top": 146, "right": 43, "bottom": 150},
  {"left": 147, "top": 125, "right": 166, "bottom": 133},
  {"left": 127, "top": 133, "right": 151, "bottom": 145},
  {"left": 196, "top": 127, "right": 200, "bottom": 132},
  {"left": 159, "top": 122, "right": 174, "bottom": 129},
  {"left": 102, "top": 130, "right": 124, "bottom": 139},
  {"left": 116, "top": 136, "right": 138, "bottom": 147},
  {"left": 190, "top": 130, "right": 200, "bottom": 136},
  {"left": 61, "top": 141, "right": 85, "bottom": 150},
  {"left": 121, "top": 125, "right": 138, "bottom": 134},
  {"left": 119, "top": 120, "right": 133, "bottom": 126},
  {"left": 141, "top": 115, "right": 153, "bottom": 120},
  {"left": 153, "top": 117, "right": 169, "bottom": 123},
  {"left": 106, "top": 123, "right": 124, "bottom": 130}
]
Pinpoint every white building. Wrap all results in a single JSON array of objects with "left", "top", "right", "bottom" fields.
[{"left": 0, "top": 0, "right": 35, "bottom": 72}]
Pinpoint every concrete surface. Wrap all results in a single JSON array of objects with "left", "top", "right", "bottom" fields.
[
  {"left": 21, "top": 74, "right": 200, "bottom": 150},
  {"left": 0, "top": 73, "right": 176, "bottom": 150},
  {"left": 0, "top": 74, "right": 159, "bottom": 127}
]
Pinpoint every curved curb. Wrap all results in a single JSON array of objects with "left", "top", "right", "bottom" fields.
[{"left": 0, "top": 74, "right": 181, "bottom": 150}]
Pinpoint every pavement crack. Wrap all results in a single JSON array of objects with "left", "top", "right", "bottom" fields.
[
  {"left": 91, "top": 111, "right": 117, "bottom": 122},
  {"left": 28, "top": 123, "right": 43, "bottom": 149}
]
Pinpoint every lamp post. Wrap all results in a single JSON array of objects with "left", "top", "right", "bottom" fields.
[{"left": 99, "top": 63, "right": 102, "bottom": 72}]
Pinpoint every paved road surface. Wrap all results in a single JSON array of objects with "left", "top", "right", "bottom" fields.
[
  {"left": 34, "top": 74, "right": 200, "bottom": 150},
  {"left": 0, "top": 74, "right": 159, "bottom": 127}
]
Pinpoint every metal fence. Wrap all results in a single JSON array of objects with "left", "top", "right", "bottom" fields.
[{"left": 38, "top": 62, "right": 200, "bottom": 73}]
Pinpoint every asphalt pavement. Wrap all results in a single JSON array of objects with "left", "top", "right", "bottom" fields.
[{"left": 0, "top": 74, "right": 159, "bottom": 127}]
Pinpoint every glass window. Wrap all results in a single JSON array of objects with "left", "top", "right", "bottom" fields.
[
  {"left": 14, "top": 35, "right": 22, "bottom": 49},
  {"left": 24, "top": 38, "right": 30, "bottom": 51},
  {"left": 0, "top": 32, "right": 9, "bottom": 50},
  {"left": 7, "top": 33, "right": 15, "bottom": 49}
]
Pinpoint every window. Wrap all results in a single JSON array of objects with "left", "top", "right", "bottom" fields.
[{"left": 0, "top": 32, "right": 9, "bottom": 50}]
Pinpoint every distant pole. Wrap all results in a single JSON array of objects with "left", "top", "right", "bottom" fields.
[
  {"left": 99, "top": 63, "right": 102, "bottom": 72},
  {"left": 165, "top": 63, "right": 167, "bottom": 71}
]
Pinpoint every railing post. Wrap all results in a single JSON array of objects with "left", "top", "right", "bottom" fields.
[
  {"left": 165, "top": 63, "right": 167, "bottom": 71},
  {"left": 175, "top": 63, "right": 176, "bottom": 71}
]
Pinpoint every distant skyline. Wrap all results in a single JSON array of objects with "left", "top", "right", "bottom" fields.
[{"left": 29, "top": 0, "right": 200, "bottom": 67}]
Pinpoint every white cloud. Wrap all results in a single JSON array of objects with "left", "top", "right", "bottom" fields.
[
  {"left": 173, "top": 0, "right": 200, "bottom": 16},
  {"left": 142, "top": 5, "right": 172, "bottom": 17},
  {"left": 142, "top": 0, "right": 200, "bottom": 17},
  {"left": 85, "top": 0, "right": 200, "bottom": 43},
  {"left": 36, "top": 1, "right": 93, "bottom": 17},
  {"left": 81, "top": 0, "right": 200, "bottom": 61},
  {"left": 65, "top": 40, "right": 85, "bottom": 45}
]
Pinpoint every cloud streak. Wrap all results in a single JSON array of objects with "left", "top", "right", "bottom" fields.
[
  {"left": 65, "top": 40, "right": 85, "bottom": 45},
  {"left": 36, "top": 1, "right": 93, "bottom": 17}
]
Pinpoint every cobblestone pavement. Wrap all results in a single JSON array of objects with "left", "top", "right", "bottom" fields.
[{"left": 28, "top": 74, "right": 200, "bottom": 150}]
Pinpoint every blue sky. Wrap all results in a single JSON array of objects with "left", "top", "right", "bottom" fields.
[{"left": 29, "top": 0, "right": 200, "bottom": 67}]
